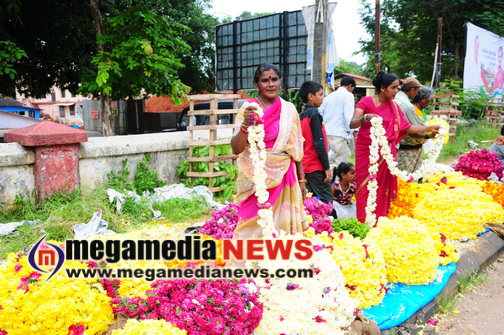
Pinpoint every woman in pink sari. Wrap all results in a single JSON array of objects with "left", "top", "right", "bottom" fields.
[
  {"left": 349, "top": 72, "right": 439, "bottom": 224},
  {"left": 231, "top": 63, "right": 307, "bottom": 238}
]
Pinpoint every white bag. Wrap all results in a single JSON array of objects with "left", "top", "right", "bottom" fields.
[{"left": 332, "top": 201, "right": 356, "bottom": 219}]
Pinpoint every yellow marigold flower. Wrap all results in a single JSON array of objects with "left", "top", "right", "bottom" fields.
[
  {"left": 305, "top": 229, "right": 387, "bottom": 309},
  {"left": 112, "top": 319, "right": 187, "bottom": 334},
  {"left": 431, "top": 232, "right": 460, "bottom": 266},
  {"left": 483, "top": 181, "right": 504, "bottom": 208},
  {"left": 367, "top": 217, "right": 439, "bottom": 285},
  {"left": 413, "top": 188, "right": 504, "bottom": 239},
  {"left": 0, "top": 254, "right": 114, "bottom": 335}
]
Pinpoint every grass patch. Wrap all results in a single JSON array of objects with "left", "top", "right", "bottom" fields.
[
  {"left": 436, "top": 293, "right": 459, "bottom": 314},
  {"left": 0, "top": 189, "right": 212, "bottom": 259},
  {"left": 152, "top": 198, "right": 211, "bottom": 224},
  {"left": 438, "top": 121, "right": 500, "bottom": 163},
  {"left": 458, "top": 270, "right": 488, "bottom": 293}
]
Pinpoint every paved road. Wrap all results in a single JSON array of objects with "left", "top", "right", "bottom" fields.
[{"left": 436, "top": 253, "right": 504, "bottom": 335}]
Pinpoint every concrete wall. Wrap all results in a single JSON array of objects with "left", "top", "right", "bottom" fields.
[
  {"left": 0, "top": 129, "right": 233, "bottom": 208},
  {"left": 0, "top": 143, "right": 35, "bottom": 208}
]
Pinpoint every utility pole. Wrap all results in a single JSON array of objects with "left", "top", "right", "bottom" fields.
[
  {"left": 434, "top": 18, "right": 443, "bottom": 88},
  {"left": 312, "top": 0, "right": 328, "bottom": 84},
  {"left": 374, "top": 0, "right": 381, "bottom": 74}
]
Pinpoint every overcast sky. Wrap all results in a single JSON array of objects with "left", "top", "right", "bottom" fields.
[{"left": 206, "top": 0, "right": 371, "bottom": 64}]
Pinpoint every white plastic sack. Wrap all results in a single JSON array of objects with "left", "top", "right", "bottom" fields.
[
  {"left": 333, "top": 202, "right": 356, "bottom": 219},
  {"left": 73, "top": 210, "right": 116, "bottom": 239}
]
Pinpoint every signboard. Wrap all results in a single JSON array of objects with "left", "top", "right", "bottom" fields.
[
  {"left": 111, "top": 100, "right": 119, "bottom": 116},
  {"left": 91, "top": 110, "right": 99, "bottom": 119},
  {"left": 215, "top": 10, "right": 309, "bottom": 91},
  {"left": 464, "top": 23, "right": 504, "bottom": 98}
]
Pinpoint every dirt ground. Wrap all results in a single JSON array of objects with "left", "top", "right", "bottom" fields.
[{"left": 435, "top": 253, "right": 504, "bottom": 335}]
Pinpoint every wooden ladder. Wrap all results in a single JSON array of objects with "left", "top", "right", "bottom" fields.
[
  {"left": 485, "top": 98, "right": 504, "bottom": 127},
  {"left": 186, "top": 94, "right": 241, "bottom": 192}
]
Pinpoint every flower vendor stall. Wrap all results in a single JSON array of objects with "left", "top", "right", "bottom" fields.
[{"left": 1, "top": 114, "right": 503, "bottom": 334}]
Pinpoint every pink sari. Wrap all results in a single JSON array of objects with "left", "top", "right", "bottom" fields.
[
  {"left": 355, "top": 96, "right": 411, "bottom": 224},
  {"left": 233, "top": 97, "right": 307, "bottom": 238}
]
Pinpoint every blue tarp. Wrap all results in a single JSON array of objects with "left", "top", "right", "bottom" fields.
[{"left": 363, "top": 262, "right": 457, "bottom": 330}]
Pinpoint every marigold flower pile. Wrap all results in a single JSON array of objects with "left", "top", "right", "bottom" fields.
[
  {"left": 111, "top": 278, "right": 262, "bottom": 335},
  {"left": 112, "top": 319, "right": 187, "bottom": 335},
  {"left": 413, "top": 186, "right": 504, "bottom": 239},
  {"left": 432, "top": 232, "right": 460, "bottom": 266},
  {"left": 483, "top": 181, "right": 504, "bottom": 208},
  {"left": 366, "top": 217, "right": 439, "bottom": 285},
  {"left": 304, "top": 228, "right": 387, "bottom": 309},
  {"left": 0, "top": 250, "right": 114, "bottom": 335},
  {"left": 455, "top": 148, "right": 504, "bottom": 180},
  {"left": 250, "top": 235, "right": 357, "bottom": 334}
]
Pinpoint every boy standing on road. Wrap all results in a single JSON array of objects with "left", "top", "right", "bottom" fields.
[
  {"left": 299, "top": 81, "right": 333, "bottom": 206},
  {"left": 319, "top": 76, "right": 357, "bottom": 172}
]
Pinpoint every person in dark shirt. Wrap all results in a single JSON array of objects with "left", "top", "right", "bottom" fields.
[{"left": 299, "top": 81, "right": 332, "bottom": 205}]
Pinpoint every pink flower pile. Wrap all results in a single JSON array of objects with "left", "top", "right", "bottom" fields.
[
  {"left": 304, "top": 197, "right": 334, "bottom": 234},
  {"left": 111, "top": 278, "right": 263, "bottom": 335},
  {"left": 455, "top": 149, "right": 504, "bottom": 180},
  {"left": 199, "top": 203, "right": 239, "bottom": 239}
]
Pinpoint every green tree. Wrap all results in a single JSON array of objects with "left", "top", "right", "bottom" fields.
[
  {"left": 82, "top": 2, "right": 190, "bottom": 136},
  {"left": 0, "top": 0, "right": 218, "bottom": 99},
  {"left": 334, "top": 59, "right": 365, "bottom": 76},
  {"left": 358, "top": 0, "right": 504, "bottom": 83}
]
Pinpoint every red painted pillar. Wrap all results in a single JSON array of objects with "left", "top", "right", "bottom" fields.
[{"left": 5, "top": 121, "right": 88, "bottom": 201}]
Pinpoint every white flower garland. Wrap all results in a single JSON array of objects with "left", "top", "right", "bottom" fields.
[
  {"left": 365, "top": 117, "right": 448, "bottom": 226},
  {"left": 243, "top": 102, "right": 276, "bottom": 237}
]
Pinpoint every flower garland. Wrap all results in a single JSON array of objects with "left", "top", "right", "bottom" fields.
[
  {"left": 365, "top": 117, "right": 448, "bottom": 225},
  {"left": 366, "top": 216, "right": 439, "bottom": 285},
  {"left": 243, "top": 102, "right": 276, "bottom": 237},
  {"left": 304, "top": 228, "right": 388, "bottom": 309},
  {"left": 250, "top": 234, "right": 358, "bottom": 334}
]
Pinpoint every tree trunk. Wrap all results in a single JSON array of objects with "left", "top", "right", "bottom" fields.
[
  {"left": 101, "top": 94, "right": 114, "bottom": 136},
  {"left": 89, "top": 0, "right": 115, "bottom": 136}
]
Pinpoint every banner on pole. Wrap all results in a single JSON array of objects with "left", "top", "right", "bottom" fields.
[{"left": 463, "top": 23, "right": 504, "bottom": 98}]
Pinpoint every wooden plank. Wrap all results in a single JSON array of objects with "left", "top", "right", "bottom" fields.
[
  {"left": 188, "top": 109, "right": 239, "bottom": 115},
  {"left": 187, "top": 154, "right": 238, "bottom": 162},
  {"left": 189, "top": 139, "right": 231, "bottom": 146},
  {"left": 187, "top": 94, "right": 242, "bottom": 101},
  {"left": 186, "top": 171, "right": 228, "bottom": 178},
  {"left": 187, "top": 124, "right": 237, "bottom": 131},
  {"left": 187, "top": 94, "right": 226, "bottom": 100}
]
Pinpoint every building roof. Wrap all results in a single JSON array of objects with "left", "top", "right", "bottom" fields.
[
  {"left": 0, "top": 95, "right": 23, "bottom": 107},
  {"left": 145, "top": 91, "right": 252, "bottom": 113}
]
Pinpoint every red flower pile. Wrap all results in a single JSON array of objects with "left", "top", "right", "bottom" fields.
[
  {"left": 455, "top": 149, "right": 503, "bottom": 180},
  {"left": 111, "top": 278, "right": 263, "bottom": 335}
]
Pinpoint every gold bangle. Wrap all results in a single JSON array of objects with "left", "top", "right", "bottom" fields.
[{"left": 240, "top": 124, "right": 249, "bottom": 133}]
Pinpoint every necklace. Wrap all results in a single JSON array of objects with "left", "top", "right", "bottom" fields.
[
  {"left": 258, "top": 96, "right": 271, "bottom": 110},
  {"left": 340, "top": 181, "right": 351, "bottom": 194}
]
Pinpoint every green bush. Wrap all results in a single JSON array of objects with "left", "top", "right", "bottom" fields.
[
  {"left": 332, "top": 217, "right": 371, "bottom": 240},
  {"left": 177, "top": 144, "right": 237, "bottom": 200}
]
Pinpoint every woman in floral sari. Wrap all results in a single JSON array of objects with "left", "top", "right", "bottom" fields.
[
  {"left": 231, "top": 63, "right": 307, "bottom": 238},
  {"left": 349, "top": 72, "right": 439, "bottom": 224}
]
